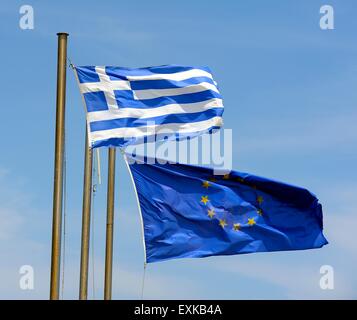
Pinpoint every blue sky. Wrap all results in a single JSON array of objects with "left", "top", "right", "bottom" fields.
[{"left": 0, "top": 0, "right": 357, "bottom": 299}]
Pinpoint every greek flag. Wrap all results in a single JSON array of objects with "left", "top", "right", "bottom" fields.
[{"left": 74, "top": 65, "right": 224, "bottom": 148}]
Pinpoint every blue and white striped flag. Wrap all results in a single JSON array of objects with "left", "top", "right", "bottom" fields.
[{"left": 74, "top": 65, "right": 224, "bottom": 148}]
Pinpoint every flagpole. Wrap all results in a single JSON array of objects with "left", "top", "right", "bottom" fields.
[
  {"left": 104, "top": 148, "right": 116, "bottom": 299},
  {"left": 50, "top": 32, "right": 68, "bottom": 300},
  {"left": 79, "top": 130, "right": 93, "bottom": 300}
]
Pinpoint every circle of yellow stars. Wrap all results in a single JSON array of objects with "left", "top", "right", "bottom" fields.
[{"left": 200, "top": 174, "right": 264, "bottom": 231}]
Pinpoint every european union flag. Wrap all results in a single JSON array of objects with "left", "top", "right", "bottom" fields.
[{"left": 127, "top": 156, "right": 328, "bottom": 263}]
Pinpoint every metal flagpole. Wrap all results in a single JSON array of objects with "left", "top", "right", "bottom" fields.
[
  {"left": 50, "top": 32, "right": 68, "bottom": 300},
  {"left": 79, "top": 129, "right": 93, "bottom": 300},
  {"left": 104, "top": 148, "right": 116, "bottom": 299}
]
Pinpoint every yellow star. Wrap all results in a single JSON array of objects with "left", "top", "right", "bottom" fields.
[
  {"left": 223, "top": 174, "right": 230, "bottom": 180},
  {"left": 208, "top": 177, "right": 217, "bottom": 182},
  {"left": 233, "top": 223, "right": 241, "bottom": 231},
  {"left": 248, "top": 218, "right": 256, "bottom": 226},
  {"left": 202, "top": 181, "right": 211, "bottom": 189},
  {"left": 219, "top": 219, "right": 227, "bottom": 228},
  {"left": 200, "top": 195, "right": 209, "bottom": 205},
  {"left": 207, "top": 209, "right": 215, "bottom": 218},
  {"left": 257, "top": 195, "right": 263, "bottom": 205},
  {"left": 257, "top": 208, "right": 263, "bottom": 216}
]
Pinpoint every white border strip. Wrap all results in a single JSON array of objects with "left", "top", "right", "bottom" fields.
[
  {"left": 72, "top": 66, "right": 93, "bottom": 147},
  {"left": 90, "top": 116, "right": 223, "bottom": 141},
  {"left": 87, "top": 98, "right": 223, "bottom": 122},
  {"left": 126, "top": 68, "right": 213, "bottom": 81},
  {"left": 123, "top": 153, "right": 148, "bottom": 265}
]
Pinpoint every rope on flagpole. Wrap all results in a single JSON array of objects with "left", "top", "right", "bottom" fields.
[
  {"left": 70, "top": 59, "right": 99, "bottom": 299},
  {"left": 96, "top": 149, "right": 102, "bottom": 185},
  {"left": 122, "top": 151, "right": 147, "bottom": 263},
  {"left": 68, "top": 57, "right": 74, "bottom": 70},
  {"left": 59, "top": 57, "right": 76, "bottom": 300},
  {"left": 121, "top": 149, "right": 149, "bottom": 299},
  {"left": 141, "top": 263, "right": 147, "bottom": 300},
  {"left": 90, "top": 151, "right": 99, "bottom": 299}
]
